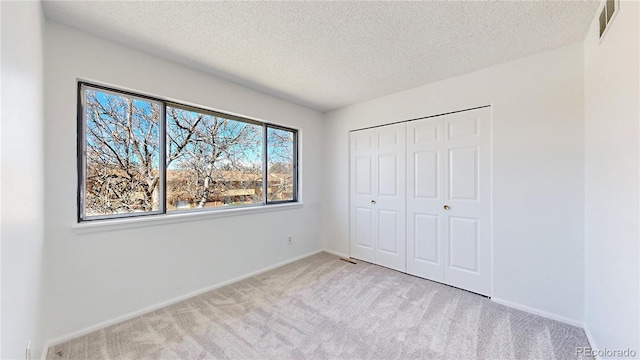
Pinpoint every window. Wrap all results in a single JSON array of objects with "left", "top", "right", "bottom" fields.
[
  {"left": 80, "top": 88, "right": 163, "bottom": 219},
  {"left": 598, "top": 0, "right": 619, "bottom": 41},
  {"left": 266, "top": 126, "right": 296, "bottom": 203},
  {"left": 166, "top": 105, "right": 264, "bottom": 211},
  {"left": 78, "top": 83, "right": 298, "bottom": 221}
]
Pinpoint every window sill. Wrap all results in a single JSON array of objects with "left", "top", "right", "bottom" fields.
[{"left": 72, "top": 202, "right": 304, "bottom": 234}]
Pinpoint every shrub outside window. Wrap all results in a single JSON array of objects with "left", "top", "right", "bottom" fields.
[{"left": 78, "top": 83, "right": 298, "bottom": 221}]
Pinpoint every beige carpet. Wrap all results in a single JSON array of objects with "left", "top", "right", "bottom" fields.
[{"left": 47, "top": 252, "right": 591, "bottom": 359}]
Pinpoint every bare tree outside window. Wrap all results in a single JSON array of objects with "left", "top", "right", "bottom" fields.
[
  {"left": 166, "top": 107, "right": 262, "bottom": 210},
  {"left": 79, "top": 83, "right": 297, "bottom": 222},
  {"left": 83, "top": 89, "right": 161, "bottom": 217}
]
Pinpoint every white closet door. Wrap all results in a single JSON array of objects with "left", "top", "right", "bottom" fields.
[
  {"left": 375, "top": 124, "right": 406, "bottom": 271},
  {"left": 406, "top": 107, "right": 492, "bottom": 296},
  {"left": 406, "top": 117, "right": 445, "bottom": 281},
  {"left": 350, "top": 123, "right": 406, "bottom": 272},
  {"left": 443, "top": 108, "right": 491, "bottom": 296},
  {"left": 350, "top": 129, "right": 377, "bottom": 264}
]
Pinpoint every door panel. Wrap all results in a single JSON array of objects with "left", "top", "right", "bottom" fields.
[
  {"left": 448, "top": 115, "right": 480, "bottom": 139},
  {"left": 350, "top": 130, "right": 377, "bottom": 263},
  {"left": 414, "top": 122, "right": 439, "bottom": 143},
  {"left": 379, "top": 131, "right": 398, "bottom": 147},
  {"left": 414, "top": 213, "right": 439, "bottom": 263},
  {"left": 355, "top": 208, "right": 373, "bottom": 248},
  {"left": 378, "top": 210, "right": 399, "bottom": 254},
  {"left": 448, "top": 216, "right": 479, "bottom": 272},
  {"left": 449, "top": 146, "right": 479, "bottom": 200},
  {"left": 406, "top": 117, "right": 445, "bottom": 281},
  {"left": 443, "top": 107, "right": 492, "bottom": 296},
  {"left": 350, "top": 123, "right": 405, "bottom": 272},
  {"left": 355, "top": 156, "right": 372, "bottom": 195},
  {"left": 355, "top": 135, "right": 372, "bottom": 149},
  {"left": 378, "top": 154, "right": 398, "bottom": 196},
  {"left": 375, "top": 123, "right": 406, "bottom": 272},
  {"left": 408, "top": 107, "right": 491, "bottom": 296},
  {"left": 414, "top": 151, "right": 439, "bottom": 199}
]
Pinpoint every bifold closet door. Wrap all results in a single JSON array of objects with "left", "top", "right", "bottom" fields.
[
  {"left": 350, "top": 123, "right": 406, "bottom": 272},
  {"left": 407, "top": 107, "right": 492, "bottom": 296},
  {"left": 406, "top": 116, "right": 446, "bottom": 282}
]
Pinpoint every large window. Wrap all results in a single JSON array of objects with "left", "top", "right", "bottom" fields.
[{"left": 78, "top": 83, "right": 298, "bottom": 221}]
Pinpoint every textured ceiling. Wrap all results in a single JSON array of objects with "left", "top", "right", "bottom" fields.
[{"left": 42, "top": 1, "right": 599, "bottom": 112}]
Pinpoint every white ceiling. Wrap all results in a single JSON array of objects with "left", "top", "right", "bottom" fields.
[{"left": 42, "top": 1, "right": 599, "bottom": 112}]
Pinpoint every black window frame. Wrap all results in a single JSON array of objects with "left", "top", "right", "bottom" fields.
[
  {"left": 77, "top": 82, "right": 299, "bottom": 222},
  {"left": 265, "top": 124, "right": 299, "bottom": 205}
]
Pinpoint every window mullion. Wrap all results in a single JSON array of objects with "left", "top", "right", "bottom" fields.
[
  {"left": 78, "top": 84, "right": 87, "bottom": 222},
  {"left": 293, "top": 131, "right": 298, "bottom": 202},
  {"left": 160, "top": 102, "right": 167, "bottom": 214},
  {"left": 262, "top": 125, "right": 268, "bottom": 205}
]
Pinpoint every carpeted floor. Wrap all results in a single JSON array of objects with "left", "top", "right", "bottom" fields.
[{"left": 47, "top": 252, "right": 591, "bottom": 359}]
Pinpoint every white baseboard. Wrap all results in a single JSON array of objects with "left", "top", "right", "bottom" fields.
[
  {"left": 41, "top": 345, "right": 49, "bottom": 360},
  {"left": 322, "top": 248, "right": 350, "bottom": 259},
  {"left": 492, "top": 297, "right": 584, "bottom": 328},
  {"left": 41, "top": 249, "right": 324, "bottom": 359},
  {"left": 583, "top": 325, "right": 602, "bottom": 360}
]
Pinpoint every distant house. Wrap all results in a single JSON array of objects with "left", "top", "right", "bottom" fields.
[{"left": 166, "top": 169, "right": 292, "bottom": 210}]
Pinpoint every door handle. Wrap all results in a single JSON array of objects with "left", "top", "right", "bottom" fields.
[
  {"left": 443, "top": 205, "right": 450, "bottom": 210},
  {"left": 371, "top": 200, "right": 377, "bottom": 205}
]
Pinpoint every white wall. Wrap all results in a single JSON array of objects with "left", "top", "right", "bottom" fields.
[
  {"left": 28, "top": 1, "right": 640, "bottom": 352},
  {"left": 584, "top": 0, "right": 639, "bottom": 353},
  {"left": 323, "top": 43, "right": 586, "bottom": 323},
  {"left": 1, "top": 1, "right": 47, "bottom": 358},
  {"left": 43, "top": 21, "right": 324, "bottom": 341}
]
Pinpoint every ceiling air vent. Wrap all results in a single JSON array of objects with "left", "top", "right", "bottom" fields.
[{"left": 599, "top": 0, "right": 619, "bottom": 41}]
